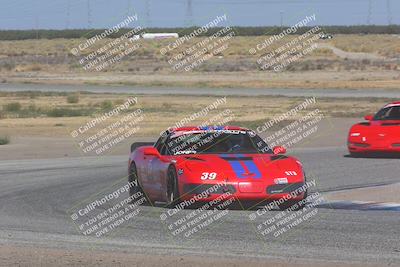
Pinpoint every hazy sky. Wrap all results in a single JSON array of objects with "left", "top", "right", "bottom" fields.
[{"left": 0, "top": 0, "right": 398, "bottom": 30}]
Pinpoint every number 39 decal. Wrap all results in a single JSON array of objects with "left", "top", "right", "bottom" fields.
[{"left": 201, "top": 172, "right": 217, "bottom": 180}]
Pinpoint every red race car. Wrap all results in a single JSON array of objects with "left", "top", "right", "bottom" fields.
[
  {"left": 348, "top": 101, "right": 400, "bottom": 156},
  {"left": 128, "top": 126, "right": 307, "bottom": 210}
]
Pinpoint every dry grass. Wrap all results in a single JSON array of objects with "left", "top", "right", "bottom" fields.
[
  {"left": 0, "top": 35, "right": 399, "bottom": 89},
  {"left": 0, "top": 92, "right": 391, "bottom": 138},
  {"left": 330, "top": 34, "right": 400, "bottom": 57},
  {"left": 1, "top": 35, "right": 398, "bottom": 58},
  {"left": 0, "top": 136, "right": 9, "bottom": 145},
  {"left": 0, "top": 35, "right": 400, "bottom": 89},
  {"left": 0, "top": 35, "right": 398, "bottom": 73}
]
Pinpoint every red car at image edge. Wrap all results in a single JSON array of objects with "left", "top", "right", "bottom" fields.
[
  {"left": 348, "top": 101, "right": 400, "bottom": 155},
  {"left": 128, "top": 126, "right": 307, "bottom": 210}
]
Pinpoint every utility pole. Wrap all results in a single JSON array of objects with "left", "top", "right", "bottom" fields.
[
  {"left": 87, "top": 0, "right": 92, "bottom": 29},
  {"left": 35, "top": 15, "right": 39, "bottom": 39},
  {"left": 367, "top": 0, "right": 372, "bottom": 25},
  {"left": 126, "top": 0, "right": 131, "bottom": 17},
  {"left": 145, "top": 0, "right": 151, "bottom": 27},
  {"left": 386, "top": 0, "right": 392, "bottom": 25},
  {"left": 66, "top": 0, "right": 70, "bottom": 29},
  {"left": 185, "top": 0, "right": 193, "bottom": 26}
]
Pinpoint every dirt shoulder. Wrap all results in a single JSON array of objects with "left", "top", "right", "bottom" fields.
[
  {"left": 0, "top": 244, "right": 382, "bottom": 267},
  {"left": 324, "top": 183, "right": 400, "bottom": 203},
  {"left": 3, "top": 70, "right": 400, "bottom": 90}
]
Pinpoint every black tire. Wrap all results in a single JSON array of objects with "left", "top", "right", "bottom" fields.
[
  {"left": 128, "top": 162, "right": 151, "bottom": 205},
  {"left": 349, "top": 151, "right": 361, "bottom": 158},
  {"left": 166, "top": 166, "right": 180, "bottom": 208},
  {"left": 278, "top": 185, "right": 308, "bottom": 211},
  {"left": 278, "top": 197, "right": 306, "bottom": 211},
  {"left": 296, "top": 189, "right": 308, "bottom": 210}
]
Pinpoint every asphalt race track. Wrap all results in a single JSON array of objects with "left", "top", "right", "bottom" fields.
[{"left": 0, "top": 146, "right": 399, "bottom": 265}]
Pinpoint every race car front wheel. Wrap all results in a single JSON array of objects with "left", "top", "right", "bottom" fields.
[
  {"left": 166, "top": 166, "right": 180, "bottom": 208},
  {"left": 278, "top": 190, "right": 307, "bottom": 211},
  {"left": 128, "top": 162, "right": 151, "bottom": 205},
  {"left": 278, "top": 175, "right": 308, "bottom": 211},
  {"left": 349, "top": 151, "right": 361, "bottom": 158}
]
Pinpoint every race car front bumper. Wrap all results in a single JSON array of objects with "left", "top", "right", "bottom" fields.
[
  {"left": 179, "top": 182, "right": 306, "bottom": 203},
  {"left": 348, "top": 141, "right": 400, "bottom": 153}
]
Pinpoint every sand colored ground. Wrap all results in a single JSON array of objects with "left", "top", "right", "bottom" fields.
[
  {"left": 324, "top": 183, "right": 400, "bottom": 203},
  {"left": 0, "top": 244, "right": 385, "bottom": 267},
  {"left": 3, "top": 70, "right": 400, "bottom": 90}
]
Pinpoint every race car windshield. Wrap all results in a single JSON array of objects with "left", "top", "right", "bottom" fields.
[
  {"left": 374, "top": 106, "right": 400, "bottom": 120},
  {"left": 167, "top": 130, "right": 272, "bottom": 155}
]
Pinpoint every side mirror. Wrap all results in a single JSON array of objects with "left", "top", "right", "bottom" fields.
[
  {"left": 143, "top": 147, "right": 160, "bottom": 157},
  {"left": 273, "top": 146, "right": 286, "bottom": 155},
  {"left": 364, "top": 114, "right": 373, "bottom": 121}
]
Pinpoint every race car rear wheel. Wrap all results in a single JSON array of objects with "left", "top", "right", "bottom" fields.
[
  {"left": 128, "top": 162, "right": 151, "bottom": 205},
  {"left": 166, "top": 166, "right": 180, "bottom": 208}
]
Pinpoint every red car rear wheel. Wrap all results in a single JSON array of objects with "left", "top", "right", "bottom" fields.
[{"left": 166, "top": 166, "right": 180, "bottom": 208}]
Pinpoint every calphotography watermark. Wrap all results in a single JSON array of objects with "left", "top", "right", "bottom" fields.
[
  {"left": 159, "top": 183, "right": 236, "bottom": 238},
  {"left": 249, "top": 14, "right": 316, "bottom": 54},
  {"left": 160, "top": 14, "right": 236, "bottom": 71},
  {"left": 264, "top": 108, "right": 323, "bottom": 149},
  {"left": 247, "top": 14, "right": 324, "bottom": 71},
  {"left": 257, "top": 26, "right": 322, "bottom": 71},
  {"left": 162, "top": 96, "right": 228, "bottom": 135},
  {"left": 256, "top": 192, "right": 324, "bottom": 238},
  {"left": 255, "top": 97, "right": 324, "bottom": 150},
  {"left": 70, "top": 97, "right": 145, "bottom": 155},
  {"left": 160, "top": 14, "right": 227, "bottom": 55},
  {"left": 71, "top": 15, "right": 139, "bottom": 55},
  {"left": 69, "top": 180, "right": 147, "bottom": 237},
  {"left": 70, "top": 15, "right": 144, "bottom": 71},
  {"left": 257, "top": 97, "right": 316, "bottom": 133},
  {"left": 248, "top": 179, "right": 325, "bottom": 238}
]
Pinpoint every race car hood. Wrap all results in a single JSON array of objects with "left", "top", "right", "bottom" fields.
[
  {"left": 175, "top": 153, "right": 303, "bottom": 182},
  {"left": 350, "top": 120, "right": 400, "bottom": 143}
]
